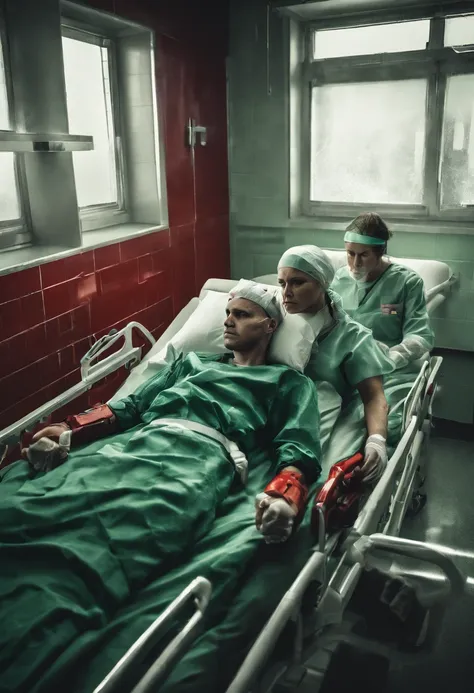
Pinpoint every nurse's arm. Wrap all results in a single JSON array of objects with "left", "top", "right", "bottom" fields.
[{"left": 356, "top": 375, "right": 388, "bottom": 439}]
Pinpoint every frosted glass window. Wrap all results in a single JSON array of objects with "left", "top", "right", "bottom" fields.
[
  {"left": 0, "top": 40, "right": 20, "bottom": 221},
  {"left": 310, "top": 80, "right": 427, "bottom": 204},
  {"left": 444, "top": 15, "right": 474, "bottom": 47},
  {"left": 440, "top": 74, "right": 474, "bottom": 208},
  {"left": 62, "top": 35, "right": 118, "bottom": 208},
  {"left": 313, "top": 20, "right": 430, "bottom": 59}
]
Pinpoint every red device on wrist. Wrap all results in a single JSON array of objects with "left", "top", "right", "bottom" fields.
[
  {"left": 311, "top": 452, "right": 364, "bottom": 536},
  {"left": 65, "top": 403, "right": 115, "bottom": 447},
  {"left": 264, "top": 469, "right": 309, "bottom": 521}
]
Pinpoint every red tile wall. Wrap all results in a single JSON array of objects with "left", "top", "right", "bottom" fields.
[{"left": 0, "top": 0, "right": 230, "bottom": 458}]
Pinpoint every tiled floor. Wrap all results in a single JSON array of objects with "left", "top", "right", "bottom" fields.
[{"left": 387, "top": 435, "right": 474, "bottom": 692}]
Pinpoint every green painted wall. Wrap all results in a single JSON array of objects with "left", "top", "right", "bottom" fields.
[{"left": 227, "top": 0, "right": 474, "bottom": 423}]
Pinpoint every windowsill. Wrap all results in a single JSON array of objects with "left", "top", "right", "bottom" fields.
[
  {"left": 290, "top": 215, "right": 474, "bottom": 234},
  {"left": 237, "top": 215, "right": 474, "bottom": 235},
  {"left": 0, "top": 222, "right": 168, "bottom": 277}
]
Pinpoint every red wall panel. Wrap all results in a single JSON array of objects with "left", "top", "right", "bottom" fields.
[{"left": 0, "top": 0, "right": 230, "bottom": 451}]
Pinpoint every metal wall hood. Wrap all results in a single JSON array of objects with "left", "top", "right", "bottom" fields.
[{"left": 0, "top": 131, "right": 94, "bottom": 152}]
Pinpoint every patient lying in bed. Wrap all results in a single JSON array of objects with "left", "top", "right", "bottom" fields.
[{"left": 0, "top": 282, "right": 322, "bottom": 692}]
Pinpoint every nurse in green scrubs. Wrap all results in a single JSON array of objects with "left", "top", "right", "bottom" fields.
[
  {"left": 331, "top": 212, "right": 434, "bottom": 444},
  {"left": 277, "top": 245, "right": 394, "bottom": 481}
]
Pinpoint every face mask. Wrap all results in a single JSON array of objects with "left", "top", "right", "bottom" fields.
[{"left": 350, "top": 269, "right": 369, "bottom": 283}]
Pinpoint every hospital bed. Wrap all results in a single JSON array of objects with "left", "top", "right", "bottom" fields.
[{"left": 0, "top": 254, "right": 462, "bottom": 693}]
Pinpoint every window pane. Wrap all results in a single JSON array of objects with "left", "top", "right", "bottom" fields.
[
  {"left": 444, "top": 15, "right": 474, "bottom": 47},
  {"left": 0, "top": 40, "right": 20, "bottom": 221},
  {"left": 62, "top": 36, "right": 118, "bottom": 208},
  {"left": 0, "top": 154, "right": 20, "bottom": 220},
  {"left": 440, "top": 74, "right": 474, "bottom": 208},
  {"left": 0, "top": 37, "right": 9, "bottom": 128},
  {"left": 310, "top": 80, "right": 427, "bottom": 204},
  {"left": 313, "top": 20, "right": 430, "bottom": 59}
]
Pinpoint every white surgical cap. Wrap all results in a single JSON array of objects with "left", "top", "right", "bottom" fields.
[
  {"left": 229, "top": 279, "right": 282, "bottom": 323},
  {"left": 278, "top": 245, "right": 335, "bottom": 289}
]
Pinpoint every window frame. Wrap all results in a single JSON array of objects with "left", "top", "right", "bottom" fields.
[
  {"left": 0, "top": 16, "right": 31, "bottom": 251},
  {"left": 300, "top": 12, "right": 474, "bottom": 223},
  {"left": 61, "top": 20, "right": 130, "bottom": 231}
]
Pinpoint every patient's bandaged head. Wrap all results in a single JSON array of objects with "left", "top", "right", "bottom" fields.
[
  {"left": 229, "top": 279, "right": 282, "bottom": 324},
  {"left": 278, "top": 245, "right": 335, "bottom": 289}
]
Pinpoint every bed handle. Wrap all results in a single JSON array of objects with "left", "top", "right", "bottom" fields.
[
  {"left": 93, "top": 576, "right": 212, "bottom": 693},
  {"left": 347, "top": 533, "right": 465, "bottom": 599},
  {"left": 0, "top": 321, "right": 155, "bottom": 448},
  {"left": 81, "top": 321, "right": 155, "bottom": 380}
]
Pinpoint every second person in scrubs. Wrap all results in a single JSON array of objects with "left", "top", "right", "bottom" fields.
[
  {"left": 331, "top": 212, "right": 434, "bottom": 443},
  {"left": 277, "top": 245, "right": 393, "bottom": 481}
]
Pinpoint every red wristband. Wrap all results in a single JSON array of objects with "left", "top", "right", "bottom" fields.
[
  {"left": 264, "top": 469, "right": 308, "bottom": 517},
  {"left": 65, "top": 403, "right": 115, "bottom": 446}
]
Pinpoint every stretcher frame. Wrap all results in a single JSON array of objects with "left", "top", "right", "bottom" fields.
[{"left": 0, "top": 301, "right": 462, "bottom": 693}]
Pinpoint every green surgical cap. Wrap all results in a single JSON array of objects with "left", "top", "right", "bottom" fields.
[
  {"left": 229, "top": 279, "right": 282, "bottom": 323},
  {"left": 278, "top": 245, "right": 335, "bottom": 289}
]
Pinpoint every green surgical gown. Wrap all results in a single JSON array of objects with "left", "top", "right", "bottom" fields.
[
  {"left": 303, "top": 293, "right": 394, "bottom": 473},
  {"left": 331, "top": 263, "right": 435, "bottom": 446},
  {"left": 0, "top": 352, "right": 321, "bottom": 693}
]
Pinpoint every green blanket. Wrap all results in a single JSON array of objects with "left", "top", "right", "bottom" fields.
[{"left": 0, "top": 445, "right": 315, "bottom": 693}]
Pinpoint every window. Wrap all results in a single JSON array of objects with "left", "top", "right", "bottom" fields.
[
  {"left": 0, "top": 32, "right": 26, "bottom": 247},
  {"left": 440, "top": 74, "right": 474, "bottom": 208},
  {"left": 62, "top": 30, "right": 123, "bottom": 212},
  {"left": 310, "top": 80, "right": 427, "bottom": 204},
  {"left": 313, "top": 19, "right": 430, "bottom": 59},
  {"left": 301, "top": 13, "right": 474, "bottom": 221},
  {"left": 0, "top": 0, "right": 167, "bottom": 256},
  {"left": 445, "top": 15, "right": 474, "bottom": 48}
]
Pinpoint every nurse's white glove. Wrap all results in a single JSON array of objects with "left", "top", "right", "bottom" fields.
[
  {"left": 362, "top": 434, "right": 388, "bottom": 484},
  {"left": 388, "top": 337, "right": 431, "bottom": 371},
  {"left": 255, "top": 493, "right": 297, "bottom": 544}
]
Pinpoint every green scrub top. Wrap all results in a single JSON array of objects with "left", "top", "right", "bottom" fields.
[
  {"left": 331, "top": 263, "right": 434, "bottom": 350},
  {"left": 303, "top": 293, "right": 393, "bottom": 401}
]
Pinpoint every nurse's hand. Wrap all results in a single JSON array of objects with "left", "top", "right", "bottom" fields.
[
  {"left": 255, "top": 493, "right": 297, "bottom": 544},
  {"left": 362, "top": 434, "right": 388, "bottom": 483}
]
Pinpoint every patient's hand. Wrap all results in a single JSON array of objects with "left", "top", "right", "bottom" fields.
[
  {"left": 22, "top": 424, "right": 71, "bottom": 472},
  {"left": 255, "top": 493, "right": 297, "bottom": 544},
  {"left": 21, "top": 423, "right": 69, "bottom": 459}
]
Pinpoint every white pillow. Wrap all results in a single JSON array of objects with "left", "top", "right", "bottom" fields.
[{"left": 148, "top": 289, "right": 315, "bottom": 372}]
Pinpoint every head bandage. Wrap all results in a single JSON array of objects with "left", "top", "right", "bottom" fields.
[
  {"left": 344, "top": 231, "right": 386, "bottom": 246},
  {"left": 229, "top": 279, "right": 282, "bottom": 323},
  {"left": 278, "top": 245, "right": 335, "bottom": 289}
]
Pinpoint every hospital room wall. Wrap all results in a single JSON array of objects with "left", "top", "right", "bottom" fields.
[
  {"left": 0, "top": 0, "right": 230, "bottom": 433},
  {"left": 227, "top": 0, "right": 474, "bottom": 425}
]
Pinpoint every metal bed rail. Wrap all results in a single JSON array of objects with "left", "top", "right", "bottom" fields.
[
  {"left": 225, "top": 412, "right": 463, "bottom": 693},
  {"left": 93, "top": 577, "right": 212, "bottom": 693},
  {"left": 0, "top": 321, "right": 155, "bottom": 447}
]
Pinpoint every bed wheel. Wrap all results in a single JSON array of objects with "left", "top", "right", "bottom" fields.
[{"left": 319, "top": 642, "right": 389, "bottom": 693}]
